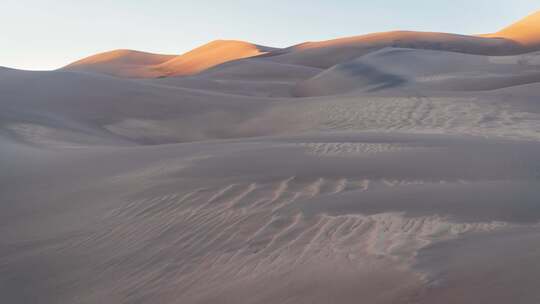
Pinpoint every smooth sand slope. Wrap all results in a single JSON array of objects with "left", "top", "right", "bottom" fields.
[
  {"left": 2, "top": 10, "right": 540, "bottom": 304},
  {"left": 269, "top": 31, "right": 522, "bottom": 69},
  {"left": 294, "top": 48, "right": 540, "bottom": 96}
]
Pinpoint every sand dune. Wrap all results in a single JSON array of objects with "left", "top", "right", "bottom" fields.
[
  {"left": 0, "top": 67, "right": 279, "bottom": 145},
  {"left": 63, "top": 40, "right": 280, "bottom": 78},
  {"left": 293, "top": 55, "right": 407, "bottom": 96},
  {"left": 145, "top": 60, "right": 321, "bottom": 97},
  {"left": 156, "top": 40, "right": 279, "bottom": 77},
  {"left": 482, "top": 11, "right": 540, "bottom": 48},
  {"left": 3, "top": 10, "right": 540, "bottom": 304},
  {"left": 295, "top": 48, "right": 540, "bottom": 96},
  {"left": 274, "top": 11, "right": 540, "bottom": 69},
  {"left": 63, "top": 49, "right": 177, "bottom": 78},
  {"left": 269, "top": 31, "right": 526, "bottom": 69},
  {"left": 198, "top": 58, "right": 321, "bottom": 81},
  {"left": 61, "top": 11, "right": 540, "bottom": 80}
]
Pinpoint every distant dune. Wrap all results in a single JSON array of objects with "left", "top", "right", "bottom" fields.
[
  {"left": 63, "top": 40, "right": 279, "bottom": 78},
  {"left": 61, "top": 12, "right": 540, "bottom": 80},
  {"left": 270, "top": 31, "right": 523, "bottom": 69},
  {"left": 62, "top": 49, "right": 177, "bottom": 78},
  {"left": 62, "top": 31, "right": 522, "bottom": 79},
  {"left": 294, "top": 48, "right": 540, "bottom": 96},
  {"left": 155, "top": 40, "right": 278, "bottom": 77},
  {"left": 482, "top": 11, "right": 540, "bottom": 48}
]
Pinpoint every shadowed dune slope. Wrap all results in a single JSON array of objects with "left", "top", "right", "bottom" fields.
[
  {"left": 0, "top": 68, "right": 280, "bottom": 145},
  {"left": 270, "top": 12, "right": 540, "bottom": 69},
  {"left": 294, "top": 48, "right": 540, "bottom": 96},
  {"left": 145, "top": 60, "right": 322, "bottom": 97},
  {"left": 269, "top": 31, "right": 526, "bottom": 69}
]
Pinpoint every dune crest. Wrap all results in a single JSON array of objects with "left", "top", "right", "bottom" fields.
[
  {"left": 61, "top": 12, "right": 540, "bottom": 79},
  {"left": 482, "top": 11, "right": 540, "bottom": 47},
  {"left": 63, "top": 49, "right": 177, "bottom": 78},
  {"left": 63, "top": 40, "right": 279, "bottom": 78},
  {"left": 156, "top": 40, "right": 278, "bottom": 76},
  {"left": 271, "top": 31, "right": 529, "bottom": 69},
  {"left": 66, "top": 49, "right": 175, "bottom": 66}
]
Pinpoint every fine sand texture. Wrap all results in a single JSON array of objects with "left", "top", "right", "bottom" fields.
[{"left": 2, "top": 11, "right": 540, "bottom": 304}]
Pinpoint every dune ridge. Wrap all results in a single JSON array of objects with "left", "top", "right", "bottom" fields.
[
  {"left": 482, "top": 11, "right": 540, "bottom": 48},
  {"left": 62, "top": 49, "right": 177, "bottom": 78},
  {"left": 155, "top": 40, "right": 279, "bottom": 77},
  {"left": 61, "top": 11, "right": 540, "bottom": 79},
  {"left": 63, "top": 40, "right": 280, "bottom": 78}
]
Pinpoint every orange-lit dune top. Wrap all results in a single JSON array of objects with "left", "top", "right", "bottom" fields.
[
  {"left": 62, "top": 11, "right": 540, "bottom": 78},
  {"left": 66, "top": 49, "right": 176, "bottom": 66},
  {"left": 298, "top": 11, "right": 540, "bottom": 51},
  {"left": 156, "top": 40, "right": 277, "bottom": 76},
  {"left": 63, "top": 49, "right": 177, "bottom": 78},
  {"left": 63, "top": 40, "right": 277, "bottom": 78},
  {"left": 482, "top": 11, "right": 540, "bottom": 47},
  {"left": 291, "top": 31, "right": 467, "bottom": 50}
]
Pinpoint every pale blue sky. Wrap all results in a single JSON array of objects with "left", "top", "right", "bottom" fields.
[{"left": 1, "top": 0, "right": 539, "bottom": 70}]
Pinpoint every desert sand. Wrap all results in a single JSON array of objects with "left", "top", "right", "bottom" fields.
[{"left": 2, "top": 11, "right": 540, "bottom": 304}]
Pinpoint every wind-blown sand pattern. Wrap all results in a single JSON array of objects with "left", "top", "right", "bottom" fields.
[
  {"left": 3, "top": 10, "right": 540, "bottom": 304},
  {"left": 295, "top": 142, "right": 409, "bottom": 156},
  {"left": 263, "top": 95, "right": 540, "bottom": 141}
]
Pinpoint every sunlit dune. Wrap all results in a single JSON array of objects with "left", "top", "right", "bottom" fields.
[
  {"left": 66, "top": 49, "right": 176, "bottom": 66},
  {"left": 295, "top": 11, "right": 540, "bottom": 52},
  {"left": 292, "top": 31, "right": 484, "bottom": 50},
  {"left": 156, "top": 40, "right": 278, "bottom": 76},
  {"left": 481, "top": 11, "right": 540, "bottom": 47},
  {"left": 63, "top": 49, "right": 177, "bottom": 78},
  {"left": 61, "top": 12, "right": 540, "bottom": 79},
  {"left": 63, "top": 40, "right": 278, "bottom": 78},
  {"left": 64, "top": 40, "right": 276, "bottom": 78}
]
